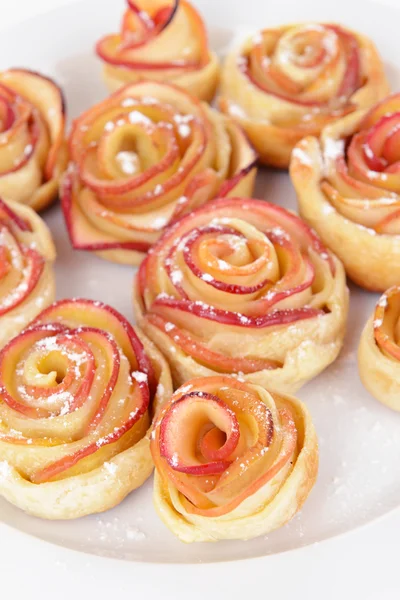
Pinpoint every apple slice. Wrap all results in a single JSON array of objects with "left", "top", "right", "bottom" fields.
[
  {"left": 33, "top": 298, "right": 155, "bottom": 386},
  {"left": 61, "top": 173, "right": 152, "bottom": 253},
  {"left": 122, "top": 0, "right": 178, "bottom": 49},
  {"left": 329, "top": 25, "right": 361, "bottom": 99},
  {"left": 32, "top": 377, "right": 149, "bottom": 484},
  {"left": 96, "top": 0, "right": 205, "bottom": 71},
  {"left": 382, "top": 125, "right": 400, "bottom": 166},
  {"left": 0, "top": 243, "right": 44, "bottom": 317},
  {"left": 147, "top": 312, "right": 280, "bottom": 373},
  {"left": 153, "top": 293, "right": 323, "bottom": 328},
  {"left": 0, "top": 68, "right": 66, "bottom": 180},
  {"left": 0, "top": 95, "right": 15, "bottom": 131},
  {"left": 0, "top": 325, "right": 68, "bottom": 418},
  {"left": 181, "top": 225, "right": 271, "bottom": 295},
  {"left": 362, "top": 113, "right": 400, "bottom": 171},
  {"left": 0, "top": 197, "right": 31, "bottom": 231},
  {"left": 159, "top": 391, "right": 239, "bottom": 475},
  {"left": 361, "top": 92, "right": 400, "bottom": 131},
  {"left": 373, "top": 287, "right": 400, "bottom": 361}
]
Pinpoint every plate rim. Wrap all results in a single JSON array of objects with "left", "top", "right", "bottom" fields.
[{"left": 0, "top": 0, "right": 400, "bottom": 569}]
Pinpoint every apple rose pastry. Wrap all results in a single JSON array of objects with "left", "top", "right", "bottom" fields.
[
  {"left": 0, "top": 298, "right": 172, "bottom": 519},
  {"left": 0, "top": 197, "right": 55, "bottom": 348},
  {"left": 134, "top": 198, "right": 348, "bottom": 393},
  {"left": 62, "top": 81, "right": 257, "bottom": 265},
  {"left": 358, "top": 287, "right": 400, "bottom": 411},
  {"left": 95, "top": 0, "right": 219, "bottom": 102},
  {"left": 219, "top": 23, "right": 389, "bottom": 168},
  {"left": 290, "top": 93, "right": 400, "bottom": 292},
  {"left": 0, "top": 68, "right": 68, "bottom": 211},
  {"left": 150, "top": 376, "right": 318, "bottom": 542}
]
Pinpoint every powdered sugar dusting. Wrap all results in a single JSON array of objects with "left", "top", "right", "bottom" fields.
[
  {"left": 116, "top": 151, "right": 140, "bottom": 175},
  {"left": 128, "top": 110, "right": 151, "bottom": 126},
  {"left": 126, "top": 527, "right": 146, "bottom": 541},
  {"left": 173, "top": 114, "right": 193, "bottom": 139},
  {"left": 10, "top": 116, "right": 400, "bottom": 564},
  {"left": 121, "top": 97, "right": 136, "bottom": 107},
  {"left": 103, "top": 462, "right": 118, "bottom": 476},
  {"left": 0, "top": 461, "right": 12, "bottom": 481},
  {"left": 324, "top": 137, "right": 345, "bottom": 161},
  {"left": 292, "top": 146, "right": 313, "bottom": 166},
  {"left": 378, "top": 295, "right": 388, "bottom": 308},
  {"left": 170, "top": 452, "right": 179, "bottom": 467},
  {"left": 132, "top": 371, "right": 148, "bottom": 384}
]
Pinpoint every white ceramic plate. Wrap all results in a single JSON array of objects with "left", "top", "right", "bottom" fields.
[{"left": 1, "top": 0, "right": 400, "bottom": 566}]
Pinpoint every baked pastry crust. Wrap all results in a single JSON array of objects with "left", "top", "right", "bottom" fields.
[
  {"left": 358, "top": 286, "right": 400, "bottom": 411},
  {"left": 0, "top": 198, "right": 55, "bottom": 348},
  {"left": 219, "top": 23, "right": 389, "bottom": 168},
  {"left": 134, "top": 197, "right": 348, "bottom": 394},
  {"left": 96, "top": 0, "right": 219, "bottom": 102},
  {"left": 0, "top": 69, "right": 68, "bottom": 211},
  {"left": 62, "top": 81, "right": 257, "bottom": 266},
  {"left": 290, "top": 93, "right": 400, "bottom": 292},
  {"left": 150, "top": 376, "right": 318, "bottom": 542},
  {"left": 0, "top": 298, "right": 172, "bottom": 519}
]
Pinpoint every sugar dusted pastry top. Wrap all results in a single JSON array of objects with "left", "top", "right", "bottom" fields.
[
  {"left": 0, "top": 197, "right": 55, "bottom": 347},
  {"left": 96, "top": 0, "right": 220, "bottom": 101},
  {"left": 219, "top": 22, "right": 389, "bottom": 167},
  {"left": 290, "top": 93, "right": 400, "bottom": 291},
  {"left": 62, "top": 81, "right": 256, "bottom": 266},
  {"left": 0, "top": 69, "right": 68, "bottom": 211},
  {"left": 359, "top": 286, "right": 400, "bottom": 411},
  {"left": 0, "top": 298, "right": 172, "bottom": 520},
  {"left": 151, "top": 376, "right": 318, "bottom": 542},
  {"left": 134, "top": 197, "right": 348, "bottom": 393}
]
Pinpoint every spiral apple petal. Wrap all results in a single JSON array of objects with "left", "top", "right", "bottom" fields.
[
  {"left": 62, "top": 81, "right": 257, "bottom": 265},
  {"left": 359, "top": 286, "right": 400, "bottom": 411},
  {"left": 0, "top": 197, "right": 55, "bottom": 347},
  {"left": 0, "top": 298, "right": 172, "bottom": 519},
  {"left": 134, "top": 197, "right": 348, "bottom": 393},
  {"left": 0, "top": 69, "right": 68, "bottom": 211},
  {"left": 96, "top": 0, "right": 220, "bottom": 102},
  {"left": 219, "top": 23, "right": 388, "bottom": 167},
  {"left": 150, "top": 376, "right": 318, "bottom": 542},
  {"left": 291, "top": 93, "right": 400, "bottom": 291}
]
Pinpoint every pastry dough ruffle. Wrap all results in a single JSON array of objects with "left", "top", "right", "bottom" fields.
[
  {"left": 219, "top": 23, "right": 389, "bottom": 168},
  {"left": 358, "top": 286, "right": 400, "bottom": 411},
  {"left": 150, "top": 376, "right": 318, "bottom": 542},
  {"left": 134, "top": 197, "right": 348, "bottom": 394},
  {"left": 96, "top": 0, "right": 219, "bottom": 102},
  {"left": 62, "top": 81, "right": 257, "bottom": 266},
  {"left": 0, "top": 69, "right": 68, "bottom": 211},
  {"left": 0, "top": 298, "right": 172, "bottom": 519},
  {"left": 0, "top": 198, "right": 55, "bottom": 348},
  {"left": 290, "top": 94, "right": 400, "bottom": 292}
]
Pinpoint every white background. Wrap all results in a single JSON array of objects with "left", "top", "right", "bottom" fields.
[{"left": 1, "top": 0, "right": 400, "bottom": 598}]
